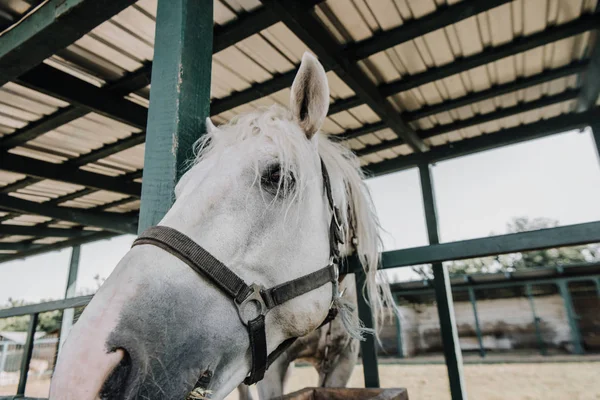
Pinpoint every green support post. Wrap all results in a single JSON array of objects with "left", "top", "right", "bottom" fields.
[
  {"left": 395, "top": 308, "right": 404, "bottom": 358},
  {"left": 419, "top": 163, "right": 467, "bottom": 400},
  {"left": 16, "top": 313, "right": 38, "bottom": 396},
  {"left": 355, "top": 270, "right": 380, "bottom": 387},
  {"left": 138, "top": 0, "right": 213, "bottom": 232},
  {"left": 467, "top": 287, "right": 485, "bottom": 358},
  {"left": 557, "top": 280, "right": 584, "bottom": 354},
  {"left": 525, "top": 284, "right": 547, "bottom": 356},
  {"left": 594, "top": 277, "right": 600, "bottom": 298},
  {"left": 59, "top": 245, "right": 81, "bottom": 354}
]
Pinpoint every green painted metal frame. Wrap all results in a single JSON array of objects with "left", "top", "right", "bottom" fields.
[
  {"left": 0, "top": 0, "right": 137, "bottom": 86},
  {"left": 355, "top": 270, "right": 380, "bottom": 388},
  {"left": 556, "top": 281, "right": 585, "bottom": 355},
  {"left": 0, "top": 193, "right": 137, "bottom": 234},
  {"left": 467, "top": 287, "right": 485, "bottom": 358},
  {"left": 525, "top": 284, "right": 547, "bottom": 356},
  {"left": 395, "top": 308, "right": 404, "bottom": 358},
  {"left": 16, "top": 313, "right": 38, "bottom": 396},
  {"left": 58, "top": 246, "right": 81, "bottom": 353},
  {"left": 377, "top": 221, "right": 600, "bottom": 270},
  {"left": 138, "top": 0, "right": 213, "bottom": 232},
  {"left": 419, "top": 163, "right": 466, "bottom": 400}
]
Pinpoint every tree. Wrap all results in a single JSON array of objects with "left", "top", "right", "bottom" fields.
[{"left": 412, "top": 217, "right": 600, "bottom": 279}]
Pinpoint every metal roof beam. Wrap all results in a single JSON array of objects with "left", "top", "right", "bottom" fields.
[
  {"left": 16, "top": 64, "right": 148, "bottom": 130},
  {"left": 380, "top": 15, "right": 599, "bottom": 97},
  {"left": 356, "top": 89, "right": 581, "bottom": 157},
  {"left": 0, "top": 0, "right": 138, "bottom": 87},
  {"left": 0, "top": 193, "right": 137, "bottom": 234},
  {"left": 363, "top": 108, "right": 598, "bottom": 177},
  {"left": 0, "top": 224, "right": 84, "bottom": 238},
  {"left": 577, "top": 30, "right": 600, "bottom": 111},
  {"left": 0, "top": 231, "right": 118, "bottom": 265},
  {"left": 0, "top": 153, "right": 141, "bottom": 197},
  {"left": 259, "top": 0, "right": 427, "bottom": 152},
  {"left": 345, "top": 0, "right": 512, "bottom": 61},
  {"left": 404, "top": 61, "right": 589, "bottom": 122}
]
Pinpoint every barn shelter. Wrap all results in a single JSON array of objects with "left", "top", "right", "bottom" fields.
[{"left": 0, "top": 0, "right": 600, "bottom": 399}]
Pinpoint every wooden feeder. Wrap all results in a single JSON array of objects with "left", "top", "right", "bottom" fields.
[{"left": 278, "top": 387, "right": 408, "bottom": 400}]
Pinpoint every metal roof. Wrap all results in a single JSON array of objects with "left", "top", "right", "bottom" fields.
[{"left": 0, "top": 0, "right": 599, "bottom": 261}]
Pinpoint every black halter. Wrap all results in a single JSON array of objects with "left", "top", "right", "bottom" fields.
[{"left": 132, "top": 158, "right": 344, "bottom": 385}]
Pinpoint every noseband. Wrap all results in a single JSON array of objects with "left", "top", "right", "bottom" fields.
[{"left": 132, "top": 159, "right": 345, "bottom": 385}]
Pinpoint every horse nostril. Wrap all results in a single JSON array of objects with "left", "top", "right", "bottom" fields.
[{"left": 100, "top": 348, "right": 132, "bottom": 400}]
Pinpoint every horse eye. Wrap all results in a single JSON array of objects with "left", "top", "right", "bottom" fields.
[{"left": 261, "top": 164, "right": 295, "bottom": 196}]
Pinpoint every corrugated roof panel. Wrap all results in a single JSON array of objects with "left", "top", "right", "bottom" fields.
[
  {"left": 59, "top": 190, "right": 129, "bottom": 210},
  {"left": 3, "top": 214, "right": 52, "bottom": 226},
  {"left": 104, "top": 199, "right": 141, "bottom": 213},
  {"left": 86, "top": 143, "right": 145, "bottom": 175},
  {"left": 0, "top": 171, "right": 25, "bottom": 187},
  {"left": 0, "top": 235, "right": 32, "bottom": 243},
  {"left": 32, "top": 237, "right": 68, "bottom": 244},
  {"left": 8, "top": 147, "right": 66, "bottom": 164}
]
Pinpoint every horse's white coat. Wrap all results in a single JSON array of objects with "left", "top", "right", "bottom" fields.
[{"left": 49, "top": 53, "right": 394, "bottom": 400}]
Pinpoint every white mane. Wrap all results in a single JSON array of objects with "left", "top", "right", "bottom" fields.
[{"left": 191, "top": 105, "right": 395, "bottom": 337}]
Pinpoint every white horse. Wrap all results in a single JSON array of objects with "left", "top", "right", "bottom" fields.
[{"left": 49, "top": 52, "right": 394, "bottom": 400}]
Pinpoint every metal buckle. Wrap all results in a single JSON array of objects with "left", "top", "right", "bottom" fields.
[{"left": 235, "top": 283, "right": 268, "bottom": 326}]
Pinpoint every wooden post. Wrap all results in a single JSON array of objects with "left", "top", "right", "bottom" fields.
[
  {"left": 17, "top": 313, "right": 38, "bottom": 396},
  {"left": 138, "top": 0, "right": 213, "bottom": 232},
  {"left": 58, "top": 245, "right": 81, "bottom": 354},
  {"left": 525, "top": 284, "right": 547, "bottom": 356},
  {"left": 355, "top": 270, "right": 380, "bottom": 388},
  {"left": 419, "top": 163, "right": 467, "bottom": 400}
]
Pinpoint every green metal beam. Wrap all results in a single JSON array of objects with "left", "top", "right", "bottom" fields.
[
  {"left": 557, "top": 280, "right": 584, "bottom": 354},
  {"left": 0, "top": 194, "right": 137, "bottom": 234},
  {"left": 0, "top": 0, "right": 137, "bottom": 86},
  {"left": 592, "top": 123, "right": 600, "bottom": 165},
  {"left": 468, "top": 287, "right": 485, "bottom": 358},
  {"left": 139, "top": 0, "right": 213, "bottom": 232},
  {"left": 404, "top": 61, "right": 589, "bottom": 122},
  {"left": 525, "top": 284, "right": 547, "bottom": 356},
  {"left": 16, "top": 313, "right": 38, "bottom": 396},
  {"left": 357, "top": 89, "right": 580, "bottom": 157},
  {"left": 379, "top": 221, "right": 600, "bottom": 269},
  {"left": 355, "top": 269, "right": 380, "bottom": 388},
  {"left": 379, "top": 15, "right": 600, "bottom": 97},
  {"left": 0, "top": 224, "right": 83, "bottom": 238},
  {"left": 59, "top": 245, "right": 81, "bottom": 352},
  {"left": 0, "top": 231, "right": 118, "bottom": 264},
  {"left": 17, "top": 64, "right": 148, "bottom": 130},
  {"left": 419, "top": 163, "right": 466, "bottom": 400},
  {"left": 0, "top": 152, "right": 141, "bottom": 197},
  {"left": 395, "top": 312, "right": 404, "bottom": 358},
  {"left": 577, "top": 23, "right": 600, "bottom": 112},
  {"left": 0, "top": 295, "right": 93, "bottom": 319},
  {"left": 364, "top": 109, "right": 597, "bottom": 177},
  {"left": 392, "top": 274, "right": 600, "bottom": 297},
  {"left": 595, "top": 277, "right": 600, "bottom": 298}
]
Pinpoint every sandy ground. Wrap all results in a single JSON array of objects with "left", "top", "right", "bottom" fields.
[{"left": 2, "top": 362, "right": 599, "bottom": 399}]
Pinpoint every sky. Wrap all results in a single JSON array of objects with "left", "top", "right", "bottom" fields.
[{"left": 1, "top": 128, "right": 599, "bottom": 304}]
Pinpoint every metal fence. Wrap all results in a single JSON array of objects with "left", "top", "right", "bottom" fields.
[{"left": 0, "top": 338, "right": 58, "bottom": 387}]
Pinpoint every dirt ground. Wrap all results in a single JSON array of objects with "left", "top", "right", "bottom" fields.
[
  {"left": 227, "top": 362, "right": 600, "bottom": 400},
  {"left": 2, "top": 362, "right": 599, "bottom": 399}
]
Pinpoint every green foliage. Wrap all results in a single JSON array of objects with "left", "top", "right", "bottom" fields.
[{"left": 414, "top": 217, "right": 600, "bottom": 279}]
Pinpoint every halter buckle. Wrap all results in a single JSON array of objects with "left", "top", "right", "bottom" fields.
[{"left": 236, "top": 283, "right": 268, "bottom": 326}]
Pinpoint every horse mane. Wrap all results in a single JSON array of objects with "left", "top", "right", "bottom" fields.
[{"left": 190, "top": 105, "right": 395, "bottom": 338}]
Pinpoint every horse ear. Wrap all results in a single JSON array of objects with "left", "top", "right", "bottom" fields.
[{"left": 290, "top": 52, "right": 330, "bottom": 139}]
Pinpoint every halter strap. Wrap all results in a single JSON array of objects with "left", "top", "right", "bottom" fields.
[{"left": 131, "top": 158, "right": 344, "bottom": 386}]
